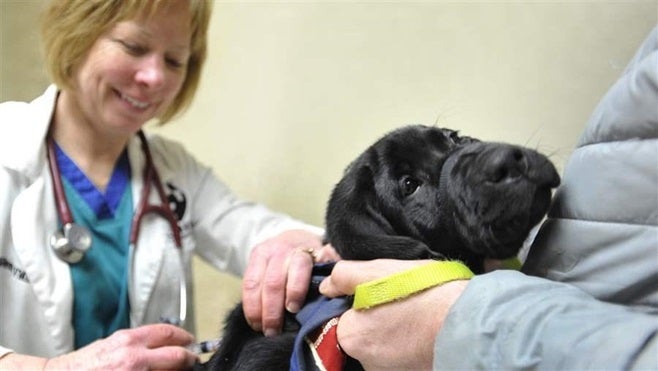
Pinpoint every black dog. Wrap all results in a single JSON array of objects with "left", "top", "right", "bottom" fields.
[{"left": 201, "top": 125, "right": 560, "bottom": 370}]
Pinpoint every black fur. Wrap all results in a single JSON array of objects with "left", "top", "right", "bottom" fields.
[{"left": 201, "top": 125, "right": 560, "bottom": 370}]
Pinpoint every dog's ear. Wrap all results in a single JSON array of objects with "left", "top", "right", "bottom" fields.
[{"left": 325, "top": 158, "right": 436, "bottom": 260}]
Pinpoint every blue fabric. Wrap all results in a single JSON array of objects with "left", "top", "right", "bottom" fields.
[
  {"left": 55, "top": 144, "right": 133, "bottom": 349},
  {"left": 290, "top": 263, "right": 355, "bottom": 371},
  {"left": 54, "top": 142, "right": 130, "bottom": 219}
]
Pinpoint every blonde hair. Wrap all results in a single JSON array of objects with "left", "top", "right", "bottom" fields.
[{"left": 40, "top": 0, "right": 212, "bottom": 123}]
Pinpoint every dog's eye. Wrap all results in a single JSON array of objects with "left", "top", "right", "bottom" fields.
[
  {"left": 400, "top": 176, "right": 421, "bottom": 197},
  {"left": 448, "top": 130, "right": 478, "bottom": 146}
]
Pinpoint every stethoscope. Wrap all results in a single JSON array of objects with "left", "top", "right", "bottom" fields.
[{"left": 47, "top": 130, "right": 187, "bottom": 327}]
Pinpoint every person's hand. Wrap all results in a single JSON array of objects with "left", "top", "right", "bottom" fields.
[
  {"left": 320, "top": 259, "right": 468, "bottom": 370},
  {"left": 241, "top": 229, "right": 340, "bottom": 336},
  {"left": 0, "top": 324, "right": 198, "bottom": 370}
]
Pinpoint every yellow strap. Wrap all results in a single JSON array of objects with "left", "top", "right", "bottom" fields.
[
  {"left": 353, "top": 261, "right": 474, "bottom": 310},
  {"left": 501, "top": 257, "right": 522, "bottom": 270}
]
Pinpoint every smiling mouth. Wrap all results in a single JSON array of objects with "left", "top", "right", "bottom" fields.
[{"left": 119, "top": 91, "right": 151, "bottom": 110}]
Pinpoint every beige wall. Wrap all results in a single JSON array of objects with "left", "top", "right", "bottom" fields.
[{"left": 2, "top": 0, "right": 656, "bottom": 344}]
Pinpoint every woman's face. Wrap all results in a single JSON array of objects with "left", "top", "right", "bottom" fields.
[{"left": 68, "top": 2, "right": 191, "bottom": 135}]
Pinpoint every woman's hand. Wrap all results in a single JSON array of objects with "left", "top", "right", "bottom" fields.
[
  {"left": 0, "top": 324, "right": 198, "bottom": 370},
  {"left": 320, "top": 259, "right": 468, "bottom": 370},
  {"left": 241, "top": 229, "right": 340, "bottom": 336}
]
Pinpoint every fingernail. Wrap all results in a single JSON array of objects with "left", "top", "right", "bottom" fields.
[
  {"left": 264, "top": 328, "right": 278, "bottom": 337},
  {"left": 249, "top": 321, "right": 262, "bottom": 332},
  {"left": 318, "top": 280, "right": 327, "bottom": 294},
  {"left": 286, "top": 301, "right": 300, "bottom": 313}
]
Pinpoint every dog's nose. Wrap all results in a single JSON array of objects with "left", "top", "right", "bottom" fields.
[{"left": 485, "top": 147, "right": 527, "bottom": 183}]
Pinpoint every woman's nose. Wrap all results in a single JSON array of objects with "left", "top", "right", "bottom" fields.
[{"left": 134, "top": 55, "right": 166, "bottom": 88}]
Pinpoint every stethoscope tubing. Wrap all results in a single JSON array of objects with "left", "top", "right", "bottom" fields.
[
  {"left": 47, "top": 130, "right": 187, "bottom": 327},
  {"left": 47, "top": 135, "right": 75, "bottom": 226},
  {"left": 130, "top": 131, "right": 182, "bottom": 247},
  {"left": 130, "top": 131, "right": 186, "bottom": 326}
]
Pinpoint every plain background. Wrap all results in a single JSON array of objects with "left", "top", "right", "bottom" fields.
[{"left": 1, "top": 0, "right": 656, "bottom": 348}]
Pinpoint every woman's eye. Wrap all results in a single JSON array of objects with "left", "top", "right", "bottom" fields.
[
  {"left": 117, "top": 39, "right": 146, "bottom": 55},
  {"left": 114, "top": 38, "right": 186, "bottom": 69},
  {"left": 165, "top": 57, "right": 185, "bottom": 69},
  {"left": 400, "top": 176, "right": 421, "bottom": 197}
]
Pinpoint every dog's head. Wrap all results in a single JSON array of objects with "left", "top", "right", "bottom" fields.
[{"left": 325, "top": 125, "right": 560, "bottom": 272}]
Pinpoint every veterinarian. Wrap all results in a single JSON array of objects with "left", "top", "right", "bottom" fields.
[
  {"left": 320, "top": 26, "right": 658, "bottom": 370},
  {"left": 0, "top": 1, "right": 328, "bottom": 369}
]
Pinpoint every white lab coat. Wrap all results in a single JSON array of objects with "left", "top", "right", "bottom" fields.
[{"left": 0, "top": 85, "right": 323, "bottom": 357}]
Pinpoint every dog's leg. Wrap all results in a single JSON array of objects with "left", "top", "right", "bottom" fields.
[{"left": 204, "top": 303, "right": 301, "bottom": 371}]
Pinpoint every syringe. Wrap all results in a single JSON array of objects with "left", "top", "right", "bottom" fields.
[{"left": 187, "top": 338, "right": 222, "bottom": 354}]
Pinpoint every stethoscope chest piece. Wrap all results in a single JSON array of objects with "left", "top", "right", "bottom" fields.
[
  {"left": 50, "top": 223, "right": 92, "bottom": 264},
  {"left": 46, "top": 131, "right": 187, "bottom": 326}
]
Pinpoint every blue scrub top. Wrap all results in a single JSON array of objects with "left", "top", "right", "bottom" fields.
[{"left": 54, "top": 143, "right": 132, "bottom": 349}]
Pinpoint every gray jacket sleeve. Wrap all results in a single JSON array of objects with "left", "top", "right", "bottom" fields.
[
  {"left": 434, "top": 271, "right": 657, "bottom": 370},
  {"left": 434, "top": 26, "right": 658, "bottom": 370}
]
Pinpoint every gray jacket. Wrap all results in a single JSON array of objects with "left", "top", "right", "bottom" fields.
[{"left": 434, "top": 26, "right": 658, "bottom": 370}]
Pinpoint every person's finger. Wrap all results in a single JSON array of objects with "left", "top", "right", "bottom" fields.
[
  {"left": 315, "top": 244, "right": 342, "bottom": 263},
  {"left": 318, "top": 275, "right": 344, "bottom": 298},
  {"left": 125, "top": 324, "right": 194, "bottom": 349},
  {"left": 319, "top": 260, "right": 361, "bottom": 297},
  {"left": 75, "top": 325, "right": 196, "bottom": 370},
  {"left": 320, "top": 259, "right": 435, "bottom": 297},
  {"left": 285, "top": 248, "right": 315, "bottom": 313},
  {"left": 143, "top": 346, "right": 199, "bottom": 370},
  {"left": 241, "top": 245, "right": 268, "bottom": 331},
  {"left": 259, "top": 248, "right": 289, "bottom": 336},
  {"left": 334, "top": 309, "right": 360, "bottom": 359}
]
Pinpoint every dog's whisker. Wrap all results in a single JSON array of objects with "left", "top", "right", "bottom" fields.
[
  {"left": 523, "top": 124, "right": 546, "bottom": 148},
  {"left": 433, "top": 106, "right": 458, "bottom": 126}
]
